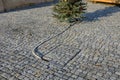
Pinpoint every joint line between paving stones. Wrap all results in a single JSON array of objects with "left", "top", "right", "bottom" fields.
[
  {"left": 32, "top": 22, "right": 77, "bottom": 62},
  {"left": 44, "top": 49, "right": 81, "bottom": 75},
  {"left": 63, "top": 49, "right": 81, "bottom": 67}
]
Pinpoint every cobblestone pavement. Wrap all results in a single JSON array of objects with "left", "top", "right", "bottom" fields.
[{"left": 0, "top": 2, "right": 120, "bottom": 80}]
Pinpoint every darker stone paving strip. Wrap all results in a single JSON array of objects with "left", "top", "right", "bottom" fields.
[
  {"left": 63, "top": 49, "right": 81, "bottom": 67},
  {"left": 32, "top": 22, "right": 86, "bottom": 71},
  {"left": 33, "top": 22, "right": 76, "bottom": 62}
]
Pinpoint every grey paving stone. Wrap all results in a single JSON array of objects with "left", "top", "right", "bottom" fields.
[
  {"left": 0, "top": 75, "right": 7, "bottom": 80},
  {"left": 110, "top": 76, "right": 117, "bottom": 80},
  {"left": 77, "top": 77, "right": 84, "bottom": 80},
  {"left": 115, "top": 72, "right": 120, "bottom": 76}
]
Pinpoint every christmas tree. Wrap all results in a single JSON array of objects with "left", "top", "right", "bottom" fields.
[{"left": 53, "top": 0, "right": 87, "bottom": 23}]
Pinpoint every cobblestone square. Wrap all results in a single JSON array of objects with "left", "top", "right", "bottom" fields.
[{"left": 0, "top": 2, "right": 120, "bottom": 80}]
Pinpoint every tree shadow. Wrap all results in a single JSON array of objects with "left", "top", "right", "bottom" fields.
[
  {"left": 84, "top": 5, "right": 120, "bottom": 22},
  {"left": 0, "top": 0, "right": 58, "bottom": 14}
]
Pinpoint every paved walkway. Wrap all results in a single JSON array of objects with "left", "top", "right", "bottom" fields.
[{"left": 0, "top": 2, "right": 120, "bottom": 80}]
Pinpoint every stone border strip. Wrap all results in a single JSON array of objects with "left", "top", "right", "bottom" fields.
[
  {"left": 32, "top": 23, "right": 76, "bottom": 62},
  {"left": 63, "top": 49, "right": 81, "bottom": 67}
]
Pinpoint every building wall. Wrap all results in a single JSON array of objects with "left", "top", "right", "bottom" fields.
[
  {"left": 0, "top": 0, "right": 4, "bottom": 12},
  {"left": 0, "top": 0, "right": 53, "bottom": 12}
]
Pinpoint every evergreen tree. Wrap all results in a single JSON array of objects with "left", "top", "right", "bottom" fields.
[{"left": 53, "top": 0, "right": 87, "bottom": 23}]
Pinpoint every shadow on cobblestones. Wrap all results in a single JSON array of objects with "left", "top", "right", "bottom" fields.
[{"left": 85, "top": 6, "right": 120, "bottom": 22}]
